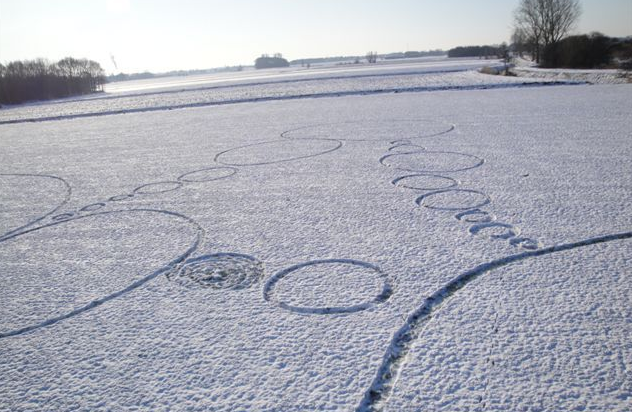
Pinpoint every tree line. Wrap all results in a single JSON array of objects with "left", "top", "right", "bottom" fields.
[
  {"left": 0, "top": 57, "right": 106, "bottom": 105},
  {"left": 383, "top": 50, "right": 445, "bottom": 60},
  {"left": 539, "top": 33, "right": 632, "bottom": 69},
  {"left": 447, "top": 46, "right": 505, "bottom": 58},
  {"left": 448, "top": 1, "right": 630, "bottom": 70}
]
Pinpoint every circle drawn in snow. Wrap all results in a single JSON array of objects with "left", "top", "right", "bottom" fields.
[
  {"left": 510, "top": 237, "right": 543, "bottom": 250},
  {"left": 80, "top": 203, "right": 106, "bottom": 213},
  {"left": 388, "top": 144, "right": 426, "bottom": 152},
  {"left": 416, "top": 189, "right": 491, "bottom": 211},
  {"left": 263, "top": 259, "right": 393, "bottom": 315},
  {"left": 134, "top": 181, "right": 183, "bottom": 195},
  {"left": 51, "top": 212, "right": 75, "bottom": 221},
  {"left": 390, "top": 139, "right": 412, "bottom": 145},
  {"left": 455, "top": 208, "right": 496, "bottom": 223},
  {"left": 0, "top": 209, "right": 202, "bottom": 339},
  {"left": 469, "top": 222, "right": 521, "bottom": 239},
  {"left": 177, "top": 167, "right": 237, "bottom": 183},
  {"left": 215, "top": 139, "right": 342, "bottom": 167},
  {"left": 392, "top": 174, "right": 458, "bottom": 191},
  {"left": 380, "top": 150, "right": 484, "bottom": 173},
  {"left": 170, "top": 253, "right": 264, "bottom": 290},
  {"left": 108, "top": 194, "right": 134, "bottom": 202},
  {"left": 281, "top": 120, "right": 455, "bottom": 142}
]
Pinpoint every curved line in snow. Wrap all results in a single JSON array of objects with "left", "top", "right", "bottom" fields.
[{"left": 356, "top": 230, "right": 632, "bottom": 412}]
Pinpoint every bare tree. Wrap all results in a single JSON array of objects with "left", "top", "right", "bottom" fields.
[
  {"left": 514, "top": 0, "right": 581, "bottom": 63},
  {"left": 511, "top": 27, "right": 530, "bottom": 58}
]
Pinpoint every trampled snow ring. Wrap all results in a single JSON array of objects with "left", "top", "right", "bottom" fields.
[
  {"left": 169, "top": 253, "right": 264, "bottom": 290},
  {"left": 379, "top": 150, "right": 484, "bottom": 173},
  {"left": 263, "top": 259, "right": 393, "bottom": 315},
  {"left": 455, "top": 208, "right": 496, "bottom": 223},
  {"left": 392, "top": 174, "right": 458, "bottom": 191},
  {"left": 281, "top": 120, "right": 455, "bottom": 142},
  {"left": 0, "top": 173, "right": 72, "bottom": 240},
  {"left": 0, "top": 208, "right": 203, "bottom": 339},
  {"left": 177, "top": 166, "right": 238, "bottom": 183},
  {"left": 108, "top": 194, "right": 134, "bottom": 202},
  {"left": 509, "top": 237, "right": 543, "bottom": 250},
  {"left": 134, "top": 181, "right": 183, "bottom": 195},
  {"left": 387, "top": 144, "right": 426, "bottom": 152},
  {"left": 80, "top": 203, "right": 106, "bottom": 212},
  {"left": 51, "top": 212, "right": 75, "bottom": 221},
  {"left": 214, "top": 138, "right": 343, "bottom": 167},
  {"left": 469, "top": 222, "right": 521, "bottom": 239},
  {"left": 415, "top": 189, "right": 491, "bottom": 211},
  {"left": 390, "top": 139, "right": 412, "bottom": 145}
]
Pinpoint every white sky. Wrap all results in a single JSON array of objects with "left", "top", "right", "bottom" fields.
[{"left": 0, "top": 0, "right": 630, "bottom": 73}]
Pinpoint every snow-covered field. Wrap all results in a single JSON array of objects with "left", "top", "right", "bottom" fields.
[
  {"left": 1, "top": 59, "right": 630, "bottom": 411},
  {"left": 512, "top": 66, "right": 630, "bottom": 84},
  {"left": 510, "top": 56, "right": 630, "bottom": 84},
  {"left": 0, "top": 58, "right": 570, "bottom": 124}
]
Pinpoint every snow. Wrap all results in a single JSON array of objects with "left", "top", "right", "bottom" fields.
[
  {"left": 103, "top": 57, "right": 488, "bottom": 94},
  {"left": 509, "top": 57, "right": 630, "bottom": 84},
  {"left": 0, "top": 59, "right": 631, "bottom": 411},
  {"left": 512, "top": 66, "right": 629, "bottom": 84},
  {"left": 0, "top": 58, "right": 574, "bottom": 124}
]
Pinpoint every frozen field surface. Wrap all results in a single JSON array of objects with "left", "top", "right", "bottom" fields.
[{"left": 0, "top": 76, "right": 631, "bottom": 411}]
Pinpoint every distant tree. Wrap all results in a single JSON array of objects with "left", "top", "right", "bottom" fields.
[
  {"left": 84, "top": 59, "right": 106, "bottom": 92},
  {"left": 0, "top": 64, "right": 5, "bottom": 104},
  {"left": 514, "top": 0, "right": 582, "bottom": 63},
  {"left": 366, "top": 51, "right": 378, "bottom": 63},
  {"left": 0, "top": 57, "right": 105, "bottom": 105},
  {"left": 612, "top": 37, "right": 632, "bottom": 74},
  {"left": 255, "top": 54, "right": 289, "bottom": 69},
  {"left": 511, "top": 27, "right": 530, "bottom": 57},
  {"left": 497, "top": 42, "right": 511, "bottom": 72}
]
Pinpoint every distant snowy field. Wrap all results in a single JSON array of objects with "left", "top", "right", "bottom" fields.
[
  {"left": 1, "top": 58, "right": 630, "bottom": 411},
  {"left": 0, "top": 58, "right": 572, "bottom": 124}
]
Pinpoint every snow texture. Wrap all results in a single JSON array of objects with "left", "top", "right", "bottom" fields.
[
  {"left": 512, "top": 66, "right": 630, "bottom": 85},
  {"left": 0, "top": 58, "right": 631, "bottom": 411}
]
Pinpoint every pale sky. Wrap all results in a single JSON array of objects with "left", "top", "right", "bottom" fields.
[{"left": 1, "top": 0, "right": 630, "bottom": 73}]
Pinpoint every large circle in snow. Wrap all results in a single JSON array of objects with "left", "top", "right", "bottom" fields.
[
  {"left": 177, "top": 167, "right": 237, "bottom": 183},
  {"left": 416, "top": 189, "right": 491, "bottom": 211},
  {"left": 0, "top": 174, "right": 71, "bottom": 239},
  {"left": 380, "top": 150, "right": 484, "bottom": 173},
  {"left": 214, "top": 139, "right": 342, "bottom": 166},
  {"left": 392, "top": 174, "right": 459, "bottom": 191},
  {"left": 0, "top": 209, "right": 201, "bottom": 338},
  {"left": 281, "top": 120, "right": 455, "bottom": 142},
  {"left": 263, "top": 259, "right": 393, "bottom": 314}
]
